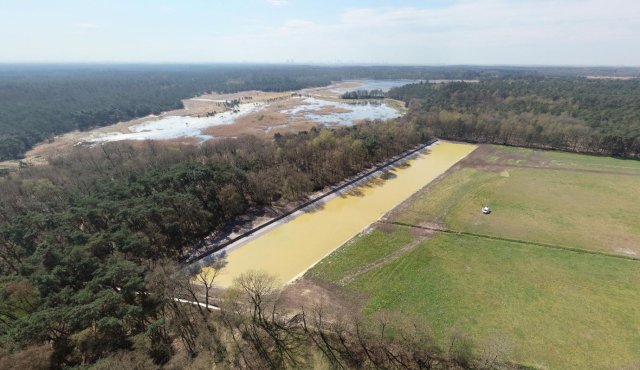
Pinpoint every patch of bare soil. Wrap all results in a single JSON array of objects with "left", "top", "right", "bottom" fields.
[
  {"left": 0, "top": 161, "right": 19, "bottom": 170},
  {"left": 376, "top": 222, "right": 397, "bottom": 234},
  {"left": 184, "top": 90, "right": 293, "bottom": 116},
  {"left": 281, "top": 277, "right": 365, "bottom": 314},
  {"left": 456, "top": 144, "right": 545, "bottom": 172},
  {"left": 616, "top": 247, "right": 639, "bottom": 256}
]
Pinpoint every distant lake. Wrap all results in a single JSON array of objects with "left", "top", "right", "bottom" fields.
[
  {"left": 281, "top": 97, "right": 401, "bottom": 126},
  {"left": 330, "top": 79, "right": 425, "bottom": 94}
]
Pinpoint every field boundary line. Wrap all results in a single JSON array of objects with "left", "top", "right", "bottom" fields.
[
  {"left": 470, "top": 160, "right": 640, "bottom": 177},
  {"left": 336, "top": 236, "right": 430, "bottom": 286},
  {"left": 386, "top": 221, "right": 640, "bottom": 262}
]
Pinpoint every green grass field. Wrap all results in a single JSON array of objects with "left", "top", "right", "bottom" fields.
[
  {"left": 394, "top": 149, "right": 640, "bottom": 257},
  {"left": 543, "top": 150, "right": 640, "bottom": 173},
  {"left": 308, "top": 145, "right": 640, "bottom": 369},
  {"left": 311, "top": 231, "right": 640, "bottom": 369},
  {"left": 309, "top": 228, "right": 414, "bottom": 282}
]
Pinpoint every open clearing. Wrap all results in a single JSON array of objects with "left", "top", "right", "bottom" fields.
[
  {"left": 307, "top": 145, "right": 640, "bottom": 369},
  {"left": 15, "top": 80, "right": 409, "bottom": 166},
  {"left": 392, "top": 145, "right": 640, "bottom": 257},
  {"left": 309, "top": 230, "right": 640, "bottom": 369}
]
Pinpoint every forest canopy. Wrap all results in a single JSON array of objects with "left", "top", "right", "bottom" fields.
[
  {"left": 0, "top": 119, "right": 433, "bottom": 367},
  {"left": 2, "top": 64, "right": 639, "bottom": 161},
  {"left": 389, "top": 78, "right": 640, "bottom": 158}
]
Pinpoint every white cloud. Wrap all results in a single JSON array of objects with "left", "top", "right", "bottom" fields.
[{"left": 216, "top": 0, "right": 640, "bottom": 65}]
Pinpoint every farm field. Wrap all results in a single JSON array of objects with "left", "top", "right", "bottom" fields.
[
  {"left": 392, "top": 145, "right": 640, "bottom": 257},
  {"left": 307, "top": 145, "right": 640, "bottom": 369},
  {"left": 310, "top": 230, "right": 640, "bottom": 369}
]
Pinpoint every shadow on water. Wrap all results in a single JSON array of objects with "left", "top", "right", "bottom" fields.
[
  {"left": 304, "top": 201, "right": 327, "bottom": 214},
  {"left": 337, "top": 169, "right": 401, "bottom": 199},
  {"left": 379, "top": 170, "right": 398, "bottom": 180},
  {"left": 189, "top": 251, "right": 228, "bottom": 274},
  {"left": 208, "top": 142, "right": 477, "bottom": 287},
  {"left": 340, "top": 186, "right": 365, "bottom": 198}
]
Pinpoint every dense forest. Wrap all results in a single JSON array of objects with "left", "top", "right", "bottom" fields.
[
  {"left": 2, "top": 64, "right": 639, "bottom": 161},
  {"left": 388, "top": 78, "right": 640, "bottom": 158},
  {"left": 0, "top": 120, "right": 459, "bottom": 368}
]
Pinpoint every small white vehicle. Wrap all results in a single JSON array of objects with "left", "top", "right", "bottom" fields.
[{"left": 482, "top": 206, "right": 491, "bottom": 214}]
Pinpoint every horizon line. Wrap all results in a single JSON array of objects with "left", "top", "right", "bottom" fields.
[{"left": 1, "top": 62, "right": 640, "bottom": 69}]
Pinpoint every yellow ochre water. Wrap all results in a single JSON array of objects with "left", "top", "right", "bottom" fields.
[{"left": 208, "top": 141, "right": 476, "bottom": 287}]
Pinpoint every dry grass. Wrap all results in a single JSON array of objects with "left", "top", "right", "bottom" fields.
[{"left": 296, "top": 105, "right": 352, "bottom": 116}]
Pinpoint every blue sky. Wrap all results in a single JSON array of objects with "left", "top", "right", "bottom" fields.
[{"left": 1, "top": 0, "right": 639, "bottom": 65}]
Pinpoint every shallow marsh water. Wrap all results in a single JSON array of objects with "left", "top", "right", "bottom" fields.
[
  {"left": 87, "top": 102, "right": 265, "bottom": 143},
  {"left": 86, "top": 94, "right": 402, "bottom": 143},
  {"left": 281, "top": 97, "right": 401, "bottom": 125}
]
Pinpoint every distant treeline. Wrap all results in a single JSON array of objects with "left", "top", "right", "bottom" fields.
[
  {"left": 0, "top": 119, "right": 432, "bottom": 367},
  {"left": 2, "top": 64, "right": 639, "bottom": 161},
  {"left": 341, "top": 89, "right": 385, "bottom": 99},
  {"left": 388, "top": 78, "right": 640, "bottom": 158}
]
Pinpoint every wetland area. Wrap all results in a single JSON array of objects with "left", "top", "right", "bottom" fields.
[{"left": 16, "top": 79, "right": 418, "bottom": 165}]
